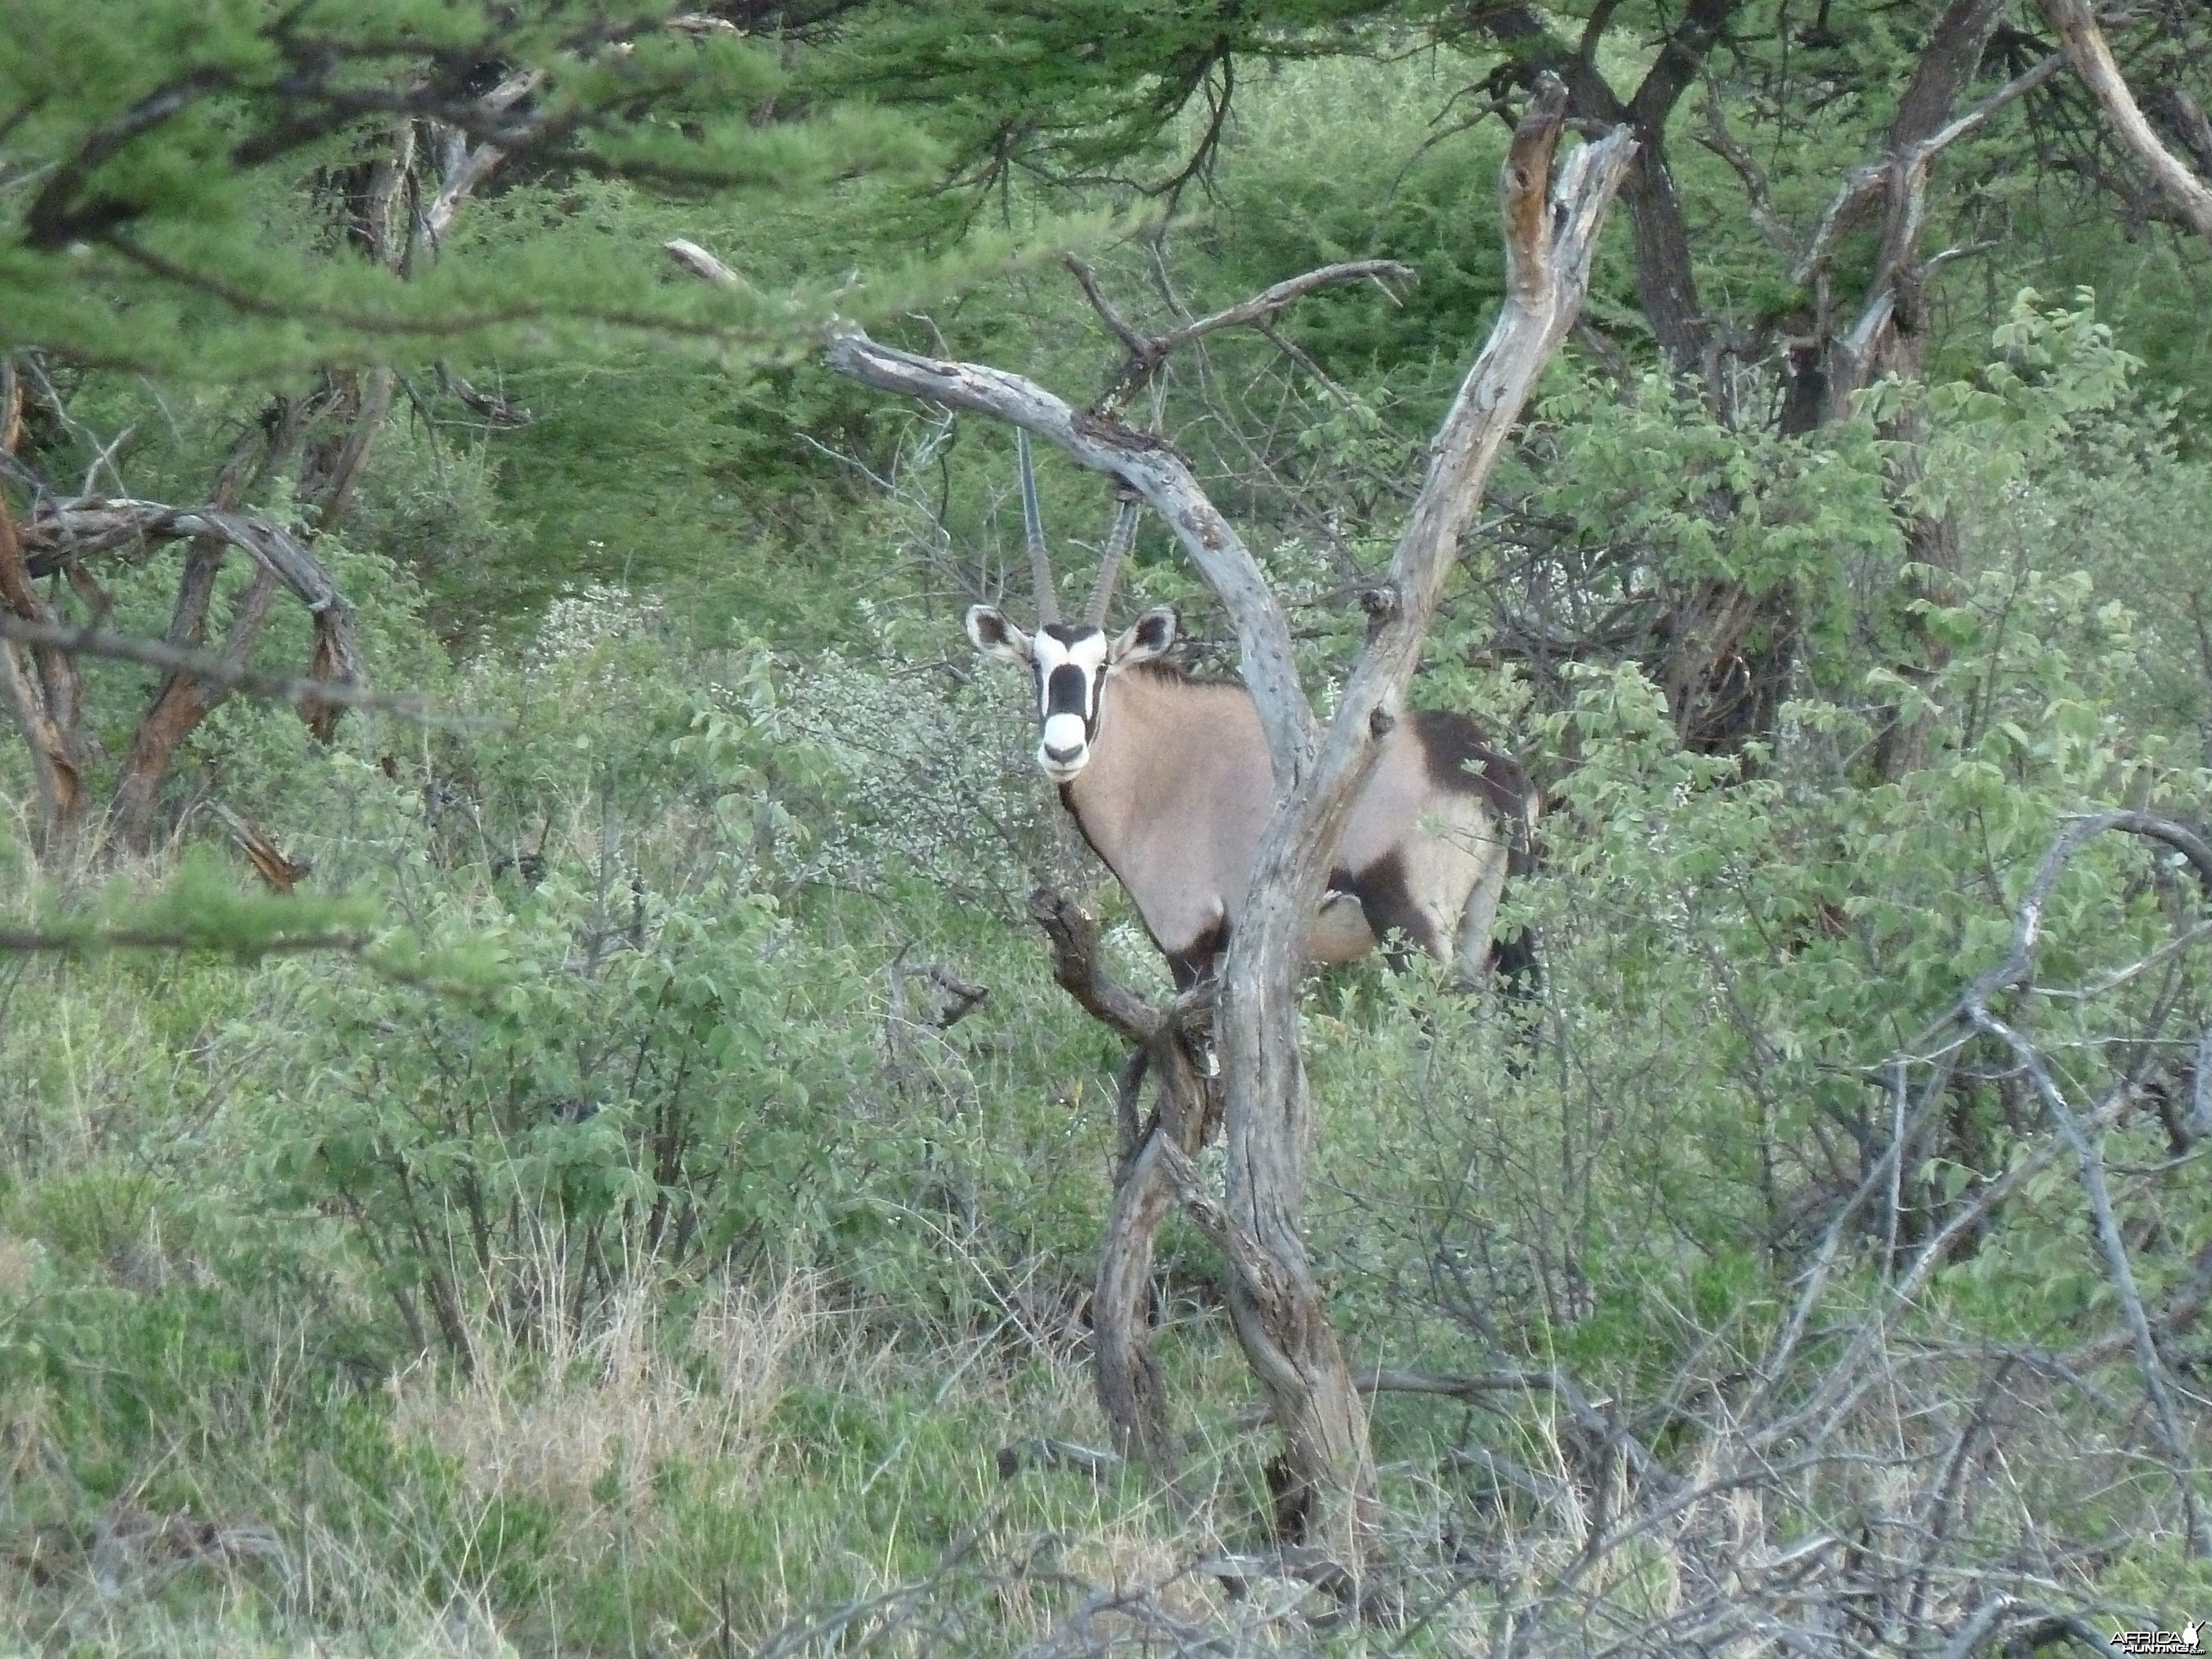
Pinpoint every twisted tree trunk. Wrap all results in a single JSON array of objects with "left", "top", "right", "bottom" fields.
[
  {"left": 1194, "top": 91, "right": 1631, "bottom": 1584},
  {"left": 817, "top": 81, "right": 1632, "bottom": 1593},
  {"left": 1027, "top": 889, "right": 1217, "bottom": 1468}
]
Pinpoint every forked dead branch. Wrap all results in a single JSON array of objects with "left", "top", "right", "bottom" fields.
[{"left": 771, "top": 78, "right": 1638, "bottom": 1592}]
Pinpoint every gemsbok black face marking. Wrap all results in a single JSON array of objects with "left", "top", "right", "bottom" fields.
[{"left": 966, "top": 431, "right": 1538, "bottom": 990}]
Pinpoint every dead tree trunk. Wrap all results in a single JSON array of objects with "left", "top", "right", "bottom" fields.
[
  {"left": 0, "top": 363, "right": 86, "bottom": 848},
  {"left": 818, "top": 80, "right": 1632, "bottom": 1590},
  {"left": 1196, "top": 91, "right": 1631, "bottom": 1584},
  {"left": 0, "top": 496, "right": 84, "bottom": 845},
  {"left": 2042, "top": 0, "right": 2212, "bottom": 242},
  {"left": 1029, "top": 889, "right": 1217, "bottom": 1468}
]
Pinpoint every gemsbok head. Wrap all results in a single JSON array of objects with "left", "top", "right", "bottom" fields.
[{"left": 967, "top": 432, "right": 1537, "bottom": 990}]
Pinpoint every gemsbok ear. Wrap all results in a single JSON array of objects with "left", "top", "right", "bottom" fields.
[
  {"left": 1109, "top": 606, "right": 1176, "bottom": 667},
  {"left": 966, "top": 605, "right": 1032, "bottom": 663}
]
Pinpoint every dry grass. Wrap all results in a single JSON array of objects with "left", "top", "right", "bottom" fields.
[
  {"left": 393, "top": 1267, "right": 821, "bottom": 1542},
  {"left": 0, "top": 1231, "right": 36, "bottom": 1299}
]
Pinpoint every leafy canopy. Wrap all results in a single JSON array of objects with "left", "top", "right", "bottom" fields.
[{"left": 1, "top": 0, "right": 940, "bottom": 375}]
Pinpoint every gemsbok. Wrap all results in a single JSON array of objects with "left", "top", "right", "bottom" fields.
[{"left": 967, "top": 434, "right": 1538, "bottom": 991}]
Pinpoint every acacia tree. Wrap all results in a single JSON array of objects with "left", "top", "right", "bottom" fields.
[
  {"left": 751, "top": 82, "right": 1633, "bottom": 1584},
  {"left": 0, "top": 0, "right": 929, "bottom": 853},
  {"left": 823, "top": 0, "right": 2211, "bottom": 761}
]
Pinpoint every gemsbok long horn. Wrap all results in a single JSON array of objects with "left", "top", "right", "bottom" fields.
[
  {"left": 1016, "top": 430, "right": 1060, "bottom": 625},
  {"left": 1084, "top": 383, "right": 1160, "bottom": 626},
  {"left": 1084, "top": 494, "right": 1141, "bottom": 625}
]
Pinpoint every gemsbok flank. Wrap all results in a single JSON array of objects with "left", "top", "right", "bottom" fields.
[{"left": 967, "top": 432, "right": 1538, "bottom": 991}]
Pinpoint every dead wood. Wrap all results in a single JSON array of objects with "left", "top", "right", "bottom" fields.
[
  {"left": 0, "top": 615, "right": 437, "bottom": 719},
  {"left": 1026, "top": 889, "right": 1155, "bottom": 1045},
  {"left": 18, "top": 491, "right": 367, "bottom": 812},
  {"left": 993, "top": 1438, "right": 1121, "bottom": 1481},
  {"left": 208, "top": 802, "right": 311, "bottom": 893},
  {"left": 1470, "top": 2, "right": 1740, "bottom": 388},
  {"left": 809, "top": 77, "right": 1634, "bottom": 1597},
  {"left": 1952, "top": 811, "right": 2212, "bottom": 1555},
  {"left": 1026, "top": 888, "right": 1218, "bottom": 1465},
  {"left": 1188, "top": 84, "right": 1630, "bottom": 1584},
  {"left": 0, "top": 468, "right": 86, "bottom": 843},
  {"left": 2042, "top": 0, "right": 2212, "bottom": 242},
  {"left": 820, "top": 332, "right": 1316, "bottom": 779}
]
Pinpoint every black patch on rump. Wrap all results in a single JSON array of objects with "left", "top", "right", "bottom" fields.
[
  {"left": 1335, "top": 852, "right": 1437, "bottom": 970},
  {"left": 1165, "top": 916, "right": 1230, "bottom": 992},
  {"left": 1410, "top": 711, "right": 1528, "bottom": 831}
]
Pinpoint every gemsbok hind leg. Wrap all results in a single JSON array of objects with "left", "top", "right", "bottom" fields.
[
  {"left": 1448, "top": 837, "right": 1511, "bottom": 993},
  {"left": 1452, "top": 830, "right": 1541, "bottom": 1076}
]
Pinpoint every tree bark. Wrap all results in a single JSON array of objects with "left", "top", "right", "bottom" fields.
[
  {"left": 108, "top": 408, "right": 307, "bottom": 847},
  {"left": 1477, "top": 0, "right": 1741, "bottom": 387},
  {"left": 1810, "top": 0, "right": 2025, "bottom": 419},
  {"left": 0, "top": 493, "right": 84, "bottom": 846},
  {"left": 27, "top": 483, "right": 370, "bottom": 843},
  {"left": 820, "top": 340, "right": 1318, "bottom": 781},
  {"left": 1029, "top": 889, "right": 1217, "bottom": 1467},
  {"left": 2042, "top": 0, "right": 2212, "bottom": 242},
  {"left": 822, "top": 85, "right": 1630, "bottom": 1591},
  {"left": 0, "top": 363, "right": 85, "bottom": 846},
  {"left": 1201, "top": 90, "right": 1631, "bottom": 1585}
]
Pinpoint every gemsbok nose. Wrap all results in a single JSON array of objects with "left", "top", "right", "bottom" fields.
[{"left": 1040, "top": 708, "right": 1088, "bottom": 766}]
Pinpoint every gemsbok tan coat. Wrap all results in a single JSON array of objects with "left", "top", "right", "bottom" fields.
[{"left": 967, "top": 434, "right": 1537, "bottom": 990}]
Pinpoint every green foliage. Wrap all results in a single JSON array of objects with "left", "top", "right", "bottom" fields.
[
  {"left": 1528, "top": 370, "right": 1903, "bottom": 650},
  {"left": 0, "top": 610, "right": 1146, "bottom": 1649},
  {"left": 1295, "top": 315, "right": 2212, "bottom": 1458},
  {"left": 8, "top": 14, "right": 2212, "bottom": 1646},
  {"left": 255, "top": 868, "right": 878, "bottom": 1360},
  {"left": 1193, "top": 54, "right": 1521, "bottom": 401},
  {"left": 2, "top": 846, "right": 377, "bottom": 958},
  {"left": 823, "top": 0, "right": 1398, "bottom": 187},
  {"left": 2, "top": 0, "right": 942, "bottom": 375}
]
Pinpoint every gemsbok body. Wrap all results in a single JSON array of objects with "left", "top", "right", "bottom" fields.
[{"left": 967, "top": 435, "right": 1537, "bottom": 990}]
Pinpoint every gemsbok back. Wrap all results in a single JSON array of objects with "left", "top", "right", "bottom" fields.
[{"left": 967, "top": 435, "right": 1537, "bottom": 991}]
